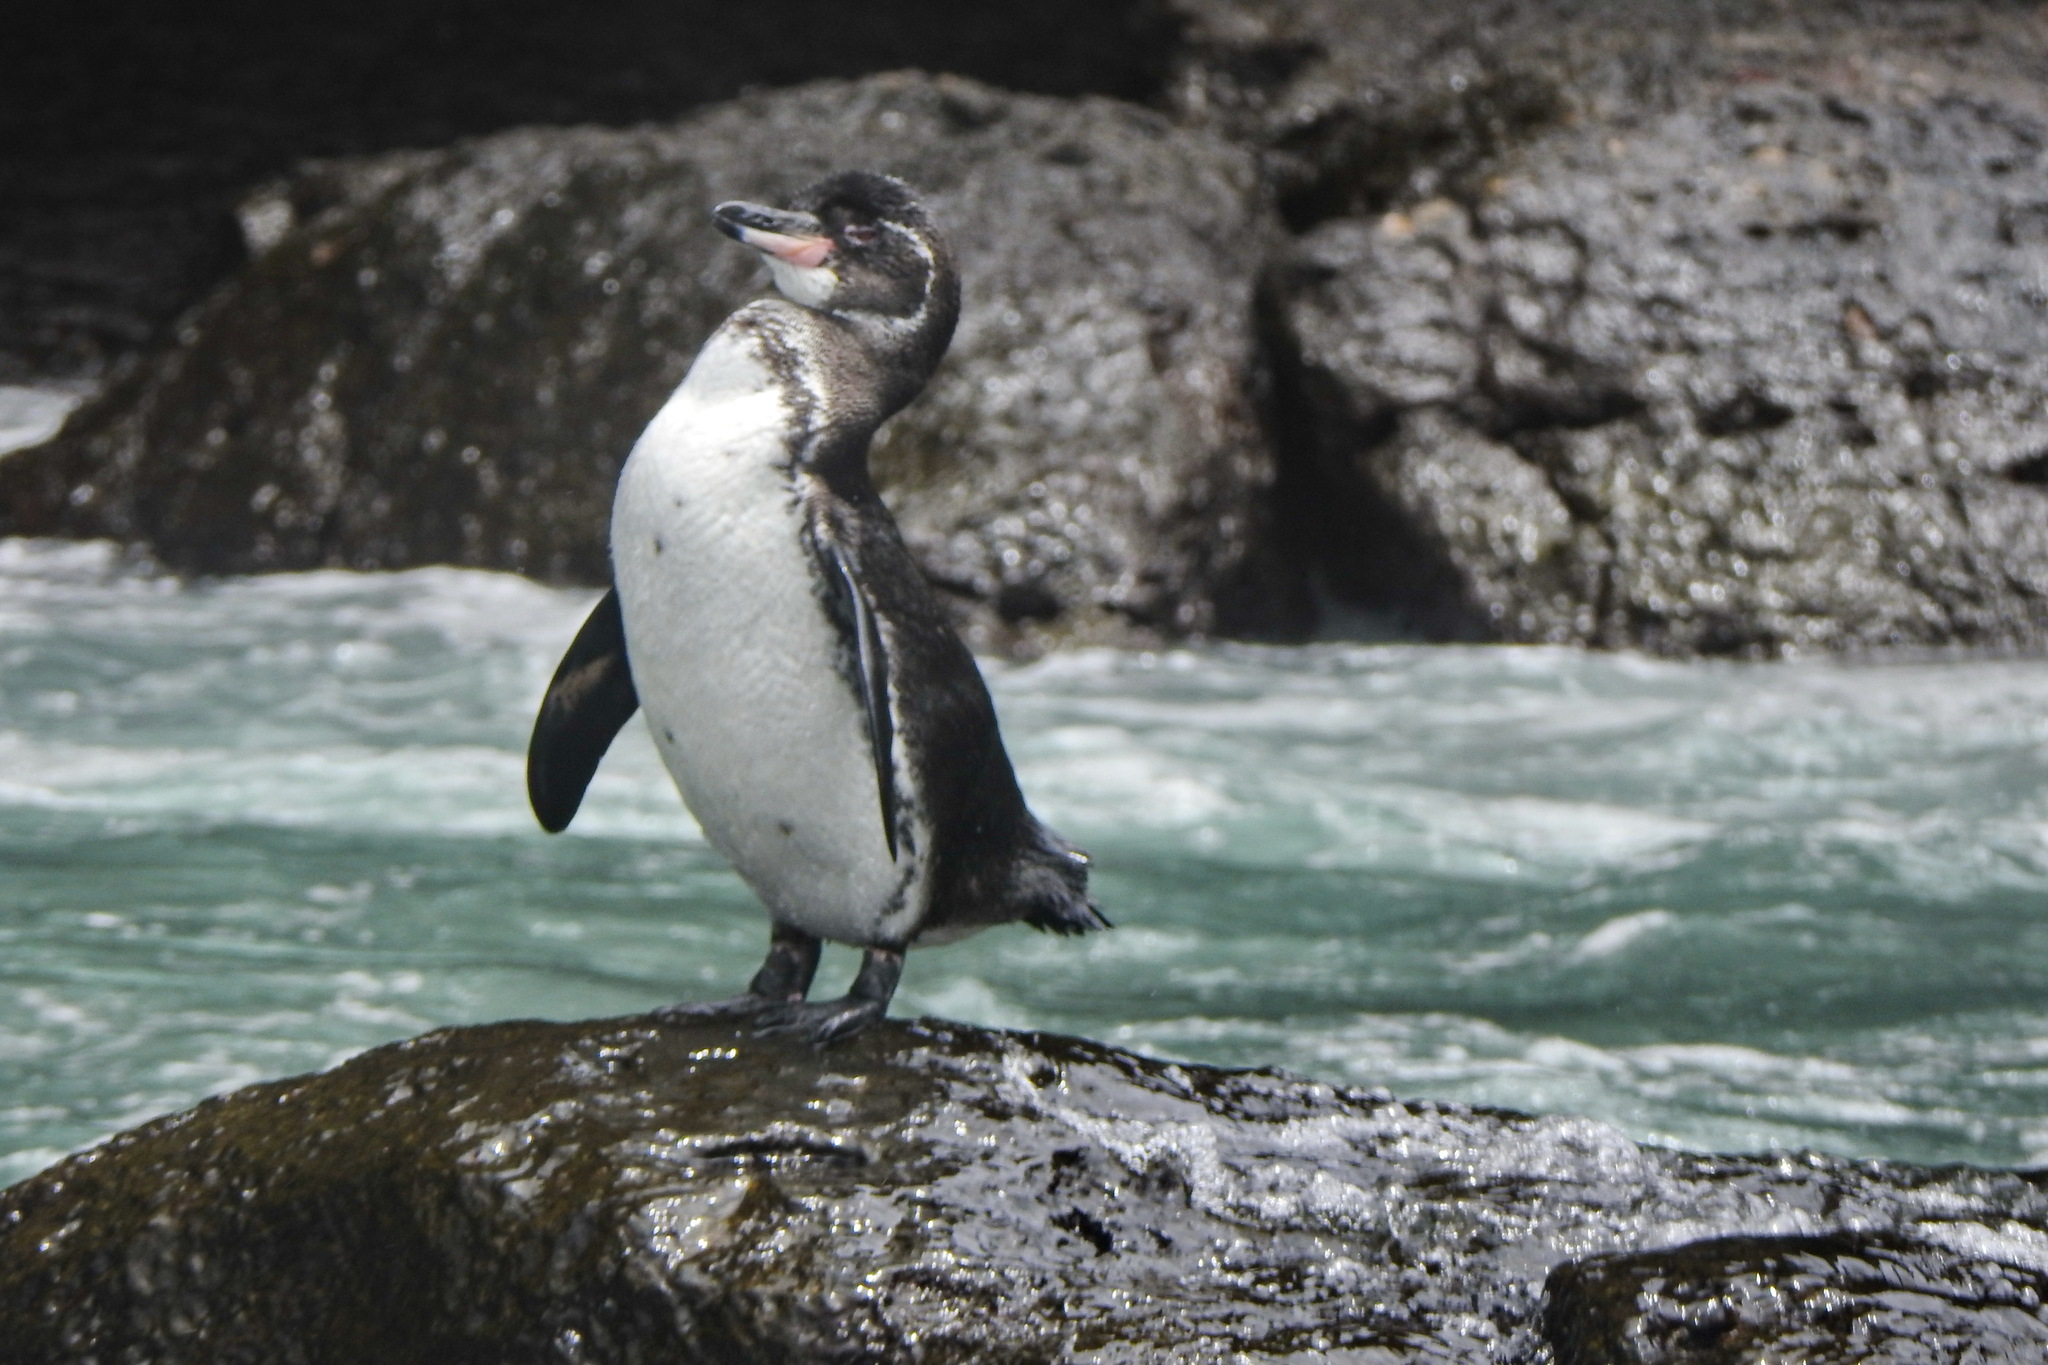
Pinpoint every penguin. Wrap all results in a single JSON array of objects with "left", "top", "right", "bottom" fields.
[{"left": 525, "top": 171, "right": 1106, "bottom": 1044}]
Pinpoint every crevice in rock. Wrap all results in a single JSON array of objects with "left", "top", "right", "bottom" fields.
[
  {"left": 1747, "top": 215, "right": 1881, "bottom": 244},
  {"left": 1546, "top": 1231, "right": 2048, "bottom": 1362},
  {"left": 2006, "top": 449, "right": 2048, "bottom": 486},
  {"left": 1904, "top": 367, "right": 1947, "bottom": 401},
  {"left": 995, "top": 581, "right": 1063, "bottom": 625},
  {"left": 694, "top": 1136, "right": 869, "bottom": 1165},
  {"left": 1827, "top": 397, "right": 1877, "bottom": 447},
  {"left": 1179, "top": 37, "right": 1324, "bottom": 117},
  {"left": 1252, "top": 276, "right": 1483, "bottom": 642},
  {"left": 1482, "top": 385, "right": 1647, "bottom": 447},
  {"left": 1272, "top": 69, "right": 1568, "bottom": 233},
  {"left": 1698, "top": 388, "right": 1795, "bottom": 438},
  {"left": 1052, "top": 1207, "right": 1116, "bottom": 1256}
]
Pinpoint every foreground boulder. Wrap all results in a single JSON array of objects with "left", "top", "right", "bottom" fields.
[
  {"left": 1190, "top": 0, "right": 2048, "bottom": 654},
  {"left": 2, "top": 73, "right": 1300, "bottom": 654},
  {"left": 4, "top": 1015, "right": 2047, "bottom": 1362}
]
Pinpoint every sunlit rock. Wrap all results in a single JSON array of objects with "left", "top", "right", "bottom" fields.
[
  {"left": 5, "top": 1016, "right": 2047, "bottom": 1361},
  {"left": 2, "top": 73, "right": 1302, "bottom": 655}
]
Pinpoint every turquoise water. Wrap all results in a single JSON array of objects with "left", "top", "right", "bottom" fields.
[{"left": 5, "top": 537, "right": 2048, "bottom": 1183}]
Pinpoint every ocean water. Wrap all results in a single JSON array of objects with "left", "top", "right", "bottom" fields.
[
  {"left": 4, "top": 537, "right": 2048, "bottom": 1185},
  {"left": 0, "top": 386, "right": 90, "bottom": 460}
]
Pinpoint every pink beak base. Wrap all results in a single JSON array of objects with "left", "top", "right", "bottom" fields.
[{"left": 736, "top": 225, "right": 834, "bottom": 269}]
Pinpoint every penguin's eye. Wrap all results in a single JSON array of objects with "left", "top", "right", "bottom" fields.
[{"left": 842, "top": 222, "right": 880, "bottom": 247}]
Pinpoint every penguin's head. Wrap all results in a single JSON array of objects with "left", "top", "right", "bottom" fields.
[{"left": 713, "top": 172, "right": 958, "bottom": 376}]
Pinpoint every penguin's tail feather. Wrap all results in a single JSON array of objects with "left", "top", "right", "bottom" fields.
[{"left": 1014, "top": 820, "right": 1110, "bottom": 936}]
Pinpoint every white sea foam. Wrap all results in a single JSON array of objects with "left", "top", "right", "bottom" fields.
[
  {"left": 0, "top": 384, "right": 90, "bottom": 458},
  {"left": 1569, "top": 908, "right": 1676, "bottom": 960}
]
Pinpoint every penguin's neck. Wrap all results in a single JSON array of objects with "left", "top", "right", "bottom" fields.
[
  {"left": 749, "top": 304, "right": 939, "bottom": 492},
  {"left": 834, "top": 301, "right": 952, "bottom": 405},
  {"left": 816, "top": 309, "right": 942, "bottom": 421}
]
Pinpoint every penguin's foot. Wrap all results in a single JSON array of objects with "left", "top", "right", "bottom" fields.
[
  {"left": 652, "top": 924, "right": 822, "bottom": 1026},
  {"left": 652, "top": 993, "right": 782, "bottom": 1023},
  {"left": 751, "top": 995, "right": 889, "bottom": 1045},
  {"left": 753, "top": 947, "right": 902, "bottom": 1047}
]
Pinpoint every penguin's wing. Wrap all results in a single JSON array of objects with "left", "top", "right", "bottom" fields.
[
  {"left": 821, "top": 536, "right": 899, "bottom": 861},
  {"left": 527, "top": 587, "right": 640, "bottom": 834}
]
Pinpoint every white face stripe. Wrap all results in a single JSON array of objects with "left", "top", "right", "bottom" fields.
[
  {"left": 844, "top": 221, "right": 935, "bottom": 337},
  {"left": 760, "top": 218, "right": 936, "bottom": 328}
]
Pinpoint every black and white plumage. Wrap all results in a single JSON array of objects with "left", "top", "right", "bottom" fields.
[{"left": 528, "top": 172, "right": 1104, "bottom": 1044}]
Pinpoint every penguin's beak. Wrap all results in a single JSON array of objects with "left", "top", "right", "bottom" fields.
[{"left": 713, "top": 201, "right": 834, "bottom": 268}]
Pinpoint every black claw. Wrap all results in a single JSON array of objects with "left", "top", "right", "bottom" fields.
[
  {"left": 656, "top": 938, "right": 898, "bottom": 1046},
  {"left": 652, "top": 994, "right": 780, "bottom": 1024},
  {"left": 744, "top": 999, "right": 803, "bottom": 1030},
  {"left": 751, "top": 997, "right": 888, "bottom": 1046}
]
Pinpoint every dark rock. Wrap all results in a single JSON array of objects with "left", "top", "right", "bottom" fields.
[
  {"left": 1158, "top": 0, "right": 1582, "bottom": 228},
  {"left": 21, "top": 2, "right": 2048, "bottom": 657},
  {"left": 1, "top": 73, "right": 1304, "bottom": 654},
  {"left": 1157, "top": 1, "right": 2043, "bottom": 226},
  {"left": 5, "top": 1015, "right": 2048, "bottom": 1363},
  {"left": 0, "top": 0, "right": 1176, "bottom": 382},
  {"left": 1546, "top": 1232, "right": 2048, "bottom": 1363},
  {"left": 1237, "top": 0, "right": 2048, "bottom": 654}
]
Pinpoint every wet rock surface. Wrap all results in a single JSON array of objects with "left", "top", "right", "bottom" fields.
[
  {"left": 3, "top": 74, "right": 1299, "bottom": 652},
  {"left": 4, "top": 1015, "right": 2048, "bottom": 1363},
  {"left": 1545, "top": 1231, "right": 2048, "bottom": 1363}
]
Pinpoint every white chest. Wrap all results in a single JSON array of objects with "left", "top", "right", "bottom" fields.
[{"left": 608, "top": 321, "right": 924, "bottom": 945}]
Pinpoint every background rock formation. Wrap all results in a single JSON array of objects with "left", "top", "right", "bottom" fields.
[
  {"left": 4, "top": 75, "right": 1298, "bottom": 653},
  {"left": 1212, "top": 0, "right": 2048, "bottom": 653},
  {"left": 6, "top": 1015, "right": 2048, "bottom": 1363},
  {"left": 0, "top": 0, "right": 1172, "bottom": 383},
  {"left": 7, "top": 1, "right": 2048, "bottom": 655}
]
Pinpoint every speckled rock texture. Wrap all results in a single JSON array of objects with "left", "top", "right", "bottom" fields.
[
  {"left": 4, "top": 1016, "right": 2048, "bottom": 1364},
  {"left": 1, "top": 73, "right": 1299, "bottom": 654},
  {"left": 15, "top": 3, "right": 2048, "bottom": 656},
  {"left": 1187, "top": 0, "right": 2048, "bottom": 654}
]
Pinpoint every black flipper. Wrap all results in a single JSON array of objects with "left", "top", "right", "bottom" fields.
[
  {"left": 825, "top": 538, "right": 898, "bottom": 861},
  {"left": 527, "top": 588, "right": 640, "bottom": 833}
]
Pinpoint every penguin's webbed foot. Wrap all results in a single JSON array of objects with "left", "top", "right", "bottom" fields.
[
  {"left": 751, "top": 995, "right": 890, "bottom": 1045},
  {"left": 652, "top": 924, "right": 823, "bottom": 1027},
  {"left": 753, "top": 946, "right": 902, "bottom": 1047},
  {"left": 652, "top": 993, "right": 783, "bottom": 1024}
]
